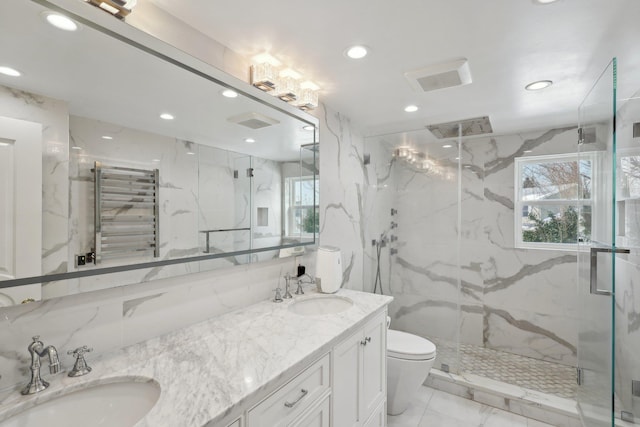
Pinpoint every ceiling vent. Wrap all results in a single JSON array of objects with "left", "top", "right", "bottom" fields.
[
  {"left": 227, "top": 112, "right": 280, "bottom": 129},
  {"left": 427, "top": 116, "right": 493, "bottom": 139},
  {"left": 405, "top": 58, "right": 472, "bottom": 92}
]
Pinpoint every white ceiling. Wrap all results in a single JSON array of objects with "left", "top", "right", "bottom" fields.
[{"left": 150, "top": 0, "right": 640, "bottom": 138}]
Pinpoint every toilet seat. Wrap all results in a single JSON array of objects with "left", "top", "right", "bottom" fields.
[{"left": 387, "top": 329, "right": 436, "bottom": 360}]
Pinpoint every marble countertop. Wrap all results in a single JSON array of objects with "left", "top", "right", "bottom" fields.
[{"left": 0, "top": 288, "right": 392, "bottom": 426}]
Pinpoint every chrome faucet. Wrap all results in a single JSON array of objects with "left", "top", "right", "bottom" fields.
[
  {"left": 296, "top": 273, "right": 315, "bottom": 295},
  {"left": 283, "top": 273, "right": 293, "bottom": 299},
  {"left": 22, "top": 336, "right": 60, "bottom": 395}
]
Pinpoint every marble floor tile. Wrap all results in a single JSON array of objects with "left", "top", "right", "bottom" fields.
[{"left": 388, "top": 387, "right": 558, "bottom": 427}]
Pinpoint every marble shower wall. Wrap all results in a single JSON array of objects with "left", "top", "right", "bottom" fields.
[{"left": 365, "top": 126, "right": 583, "bottom": 368}]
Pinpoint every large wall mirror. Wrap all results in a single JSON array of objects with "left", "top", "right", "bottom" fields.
[{"left": 0, "top": 0, "right": 319, "bottom": 306}]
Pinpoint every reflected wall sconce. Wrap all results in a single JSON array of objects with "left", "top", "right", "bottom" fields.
[
  {"left": 84, "top": 0, "right": 137, "bottom": 19},
  {"left": 251, "top": 53, "right": 320, "bottom": 111}
]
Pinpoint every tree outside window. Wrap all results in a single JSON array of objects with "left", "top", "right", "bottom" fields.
[{"left": 515, "top": 153, "right": 594, "bottom": 249}]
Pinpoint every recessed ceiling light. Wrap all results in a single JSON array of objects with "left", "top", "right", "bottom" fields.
[
  {"left": 345, "top": 45, "right": 368, "bottom": 59},
  {"left": 525, "top": 80, "right": 553, "bottom": 91},
  {"left": 221, "top": 89, "right": 238, "bottom": 98},
  {"left": 43, "top": 12, "right": 78, "bottom": 31},
  {"left": 404, "top": 105, "right": 418, "bottom": 113},
  {"left": 101, "top": 135, "right": 113, "bottom": 140},
  {"left": 160, "top": 113, "right": 174, "bottom": 120},
  {"left": 303, "top": 125, "right": 315, "bottom": 131},
  {"left": 245, "top": 138, "right": 256, "bottom": 143},
  {"left": 0, "top": 66, "right": 21, "bottom": 77},
  {"left": 442, "top": 144, "right": 453, "bottom": 148}
]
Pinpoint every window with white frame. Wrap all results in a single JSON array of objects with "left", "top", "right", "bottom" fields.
[
  {"left": 514, "top": 153, "right": 594, "bottom": 249},
  {"left": 284, "top": 176, "right": 319, "bottom": 238}
]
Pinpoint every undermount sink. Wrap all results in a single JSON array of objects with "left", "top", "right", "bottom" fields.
[
  {"left": 289, "top": 294, "right": 354, "bottom": 316},
  {"left": 2, "top": 379, "right": 160, "bottom": 427}
]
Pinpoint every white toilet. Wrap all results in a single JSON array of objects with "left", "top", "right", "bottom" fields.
[{"left": 386, "top": 329, "right": 437, "bottom": 415}]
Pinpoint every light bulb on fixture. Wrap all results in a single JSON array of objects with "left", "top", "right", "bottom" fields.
[
  {"left": 251, "top": 53, "right": 281, "bottom": 92},
  {"left": 84, "top": 0, "right": 137, "bottom": 19},
  {"left": 294, "top": 81, "right": 319, "bottom": 110},
  {"left": 275, "top": 68, "right": 301, "bottom": 102}
]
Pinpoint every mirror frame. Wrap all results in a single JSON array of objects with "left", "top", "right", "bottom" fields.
[{"left": 0, "top": 0, "right": 318, "bottom": 291}]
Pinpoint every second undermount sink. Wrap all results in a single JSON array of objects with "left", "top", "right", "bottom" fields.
[
  {"left": 289, "top": 294, "right": 354, "bottom": 316},
  {"left": 1, "top": 379, "right": 160, "bottom": 427}
]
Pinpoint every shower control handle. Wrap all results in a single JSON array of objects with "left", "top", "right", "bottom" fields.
[{"left": 590, "top": 246, "right": 630, "bottom": 296}]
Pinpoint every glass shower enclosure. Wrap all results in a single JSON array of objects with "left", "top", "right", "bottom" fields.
[{"left": 576, "top": 57, "right": 639, "bottom": 426}]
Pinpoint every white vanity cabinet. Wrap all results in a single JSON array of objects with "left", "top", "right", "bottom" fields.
[
  {"left": 332, "top": 311, "right": 387, "bottom": 427},
  {"left": 247, "top": 353, "right": 331, "bottom": 427},
  {"left": 217, "top": 307, "right": 388, "bottom": 427}
]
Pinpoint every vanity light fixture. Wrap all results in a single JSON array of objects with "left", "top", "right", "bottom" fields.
[
  {"left": 346, "top": 45, "right": 368, "bottom": 59},
  {"left": 43, "top": 12, "right": 78, "bottom": 31},
  {"left": 525, "top": 80, "right": 553, "bottom": 91},
  {"left": 221, "top": 89, "right": 238, "bottom": 98},
  {"left": 442, "top": 144, "right": 453, "bottom": 148},
  {"left": 404, "top": 105, "right": 419, "bottom": 113},
  {"left": 71, "top": 146, "right": 82, "bottom": 150},
  {"left": 0, "top": 66, "right": 21, "bottom": 77},
  {"left": 186, "top": 151, "right": 195, "bottom": 155},
  {"left": 524, "top": 150, "right": 533, "bottom": 153},
  {"left": 303, "top": 125, "right": 315, "bottom": 131},
  {"left": 245, "top": 138, "right": 256, "bottom": 143},
  {"left": 276, "top": 68, "right": 301, "bottom": 102},
  {"left": 250, "top": 53, "right": 320, "bottom": 110},
  {"left": 101, "top": 135, "right": 113, "bottom": 140},
  {"left": 295, "top": 81, "right": 320, "bottom": 110},
  {"left": 0, "top": 141, "right": 10, "bottom": 147},
  {"left": 251, "top": 53, "right": 281, "bottom": 92},
  {"left": 83, "top": 0, "right": 137, "bottom": 19},
  {"left": 160, "top": 113, "right": 174, "bottom": 120}
]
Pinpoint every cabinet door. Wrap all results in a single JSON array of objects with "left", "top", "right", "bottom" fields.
[
  {"left": 361, "top": 313, "right": 386, "bottom": 419},
  {"left": 332, "top": 329, "right": 362, "bottom": 427},
  {"left": 362, "top": 399, "right": 385, "bottom": 427},
  {"left": 225, "top": 418, "right": 242, "bottom": 427},
  {"left": 290, "top": 394, "right": 330, "bottom": 427}
]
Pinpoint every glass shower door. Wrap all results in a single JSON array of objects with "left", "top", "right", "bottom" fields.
[{"left": 576, "top": 58, "right": 617, "bottom": 427}]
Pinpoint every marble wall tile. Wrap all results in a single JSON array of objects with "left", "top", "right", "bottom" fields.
[
  {"left": 0, "top": 85, "right": 70, "bottom": 298},
  {"left": 365, "top": 126, "right": 582, "bottom": 369},
  {"left": 0, "top": 287, "right": 124, "bottom": 390},
  {"left": 316, "top": 103, "right": 366, "bottom": 291}
]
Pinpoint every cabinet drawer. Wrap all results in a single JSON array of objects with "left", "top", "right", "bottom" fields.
[
  {"left": 248, "top": 353, "right": 330, "bottom": 427},
  {"left": 290, "top": 393, "right": 330, "bottom": 427}
]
